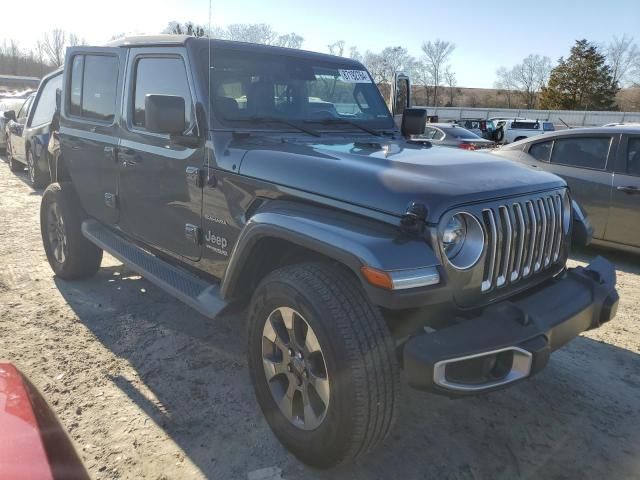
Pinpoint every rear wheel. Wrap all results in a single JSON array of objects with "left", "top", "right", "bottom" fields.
[
  {"left": 41, "top": 182, "right": 103, "bottom": 279},
  {"left": 248, "top": 262, "right": 398, "bottom": 468},
  {"left": 27, "top": 149, "right": 50, "bottom": 188}
]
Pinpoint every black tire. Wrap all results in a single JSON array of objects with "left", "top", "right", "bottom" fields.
[
  {"left": 8, "top": 150, "right": 23, "bottom": 172},
  {"left": 27, "top": 149, "right": 50, "bottom": 189},
  {"left": 40, "top": 182, "right": 103, "bottom": 279},
  {"left": 248, "top": 262, "right": 398, "bottom": 468},
  {"left": 494, "top": 126, "right": 504, "bottom": 143}
]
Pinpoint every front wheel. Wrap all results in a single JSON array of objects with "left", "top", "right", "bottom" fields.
[
  {"left": 8, "top": 146, "right": 23, "bottom": 172},
  {"left": 41, "top": 183, "right": 103, "bottom": 279},
  {"left": 248, "top": 263, "right": 398, "bottom": 468}
]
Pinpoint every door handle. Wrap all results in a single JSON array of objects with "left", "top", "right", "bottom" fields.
[
  {"left": 617, "top": 185, "right": 640, "bottom": 195},
  {"left": 120, "top": 148, "right": 140, "bottom": 167}
]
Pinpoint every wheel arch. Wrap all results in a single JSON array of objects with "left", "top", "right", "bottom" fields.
[{"left": 220, "top": 200, "right": 441, "bottom": 307}]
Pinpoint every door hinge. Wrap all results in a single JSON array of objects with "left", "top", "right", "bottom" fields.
[
  {"left": 104, "top": 192, "right": 118, "bottom": 209},
  {"left": 185, "top": 166, "right": 205, "bottom": 188},
  {"left": 184, "top": 224, "right": 202, "bottom": 245}
]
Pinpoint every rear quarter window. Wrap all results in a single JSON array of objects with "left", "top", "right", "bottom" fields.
[{"left": 528, "top": 140, "right": 553, "bottom": 162}]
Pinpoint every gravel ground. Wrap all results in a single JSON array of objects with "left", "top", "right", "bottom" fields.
[{"left": 0, "top": 156, "right": 639, "bottom": 480}]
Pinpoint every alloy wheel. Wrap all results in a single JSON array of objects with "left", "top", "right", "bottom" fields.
[
  {"left": 47, "top": 202, "right": 67, "bottom": 264},
  {"left": 261, "top": 306, "right": 330, "bottom": 430}
]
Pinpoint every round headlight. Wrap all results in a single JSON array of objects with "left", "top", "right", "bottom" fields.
[{"left": 440, "top": 212, "right": 484, "bottom": 270}]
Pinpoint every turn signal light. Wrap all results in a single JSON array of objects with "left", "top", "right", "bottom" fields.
[{"left": 360, "top": 266, "right": 394, "bottom": 290}]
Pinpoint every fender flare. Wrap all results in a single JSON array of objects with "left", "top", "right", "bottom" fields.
[{"left": 220, "top": 201, "right": 441, "bottom": 308}]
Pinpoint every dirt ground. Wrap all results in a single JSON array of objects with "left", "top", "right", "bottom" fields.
[{"left": 0, "top": 155, "right": 639, "bottom": 480}]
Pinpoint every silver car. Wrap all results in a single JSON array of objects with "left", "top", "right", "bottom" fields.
[
  {"left": 0, "top": 98, "right": 26, "bottom": 151},
  {"left": 420, "top": 123, "right": 495, "bottom": 150}
]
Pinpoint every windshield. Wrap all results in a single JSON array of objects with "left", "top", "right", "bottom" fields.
[{"left": 210, "top": 49, "right": 394, "bottom": 131}]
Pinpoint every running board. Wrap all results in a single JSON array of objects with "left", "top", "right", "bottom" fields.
[{"left": 81, "top": 219, "right": 226, "bottom": 319}]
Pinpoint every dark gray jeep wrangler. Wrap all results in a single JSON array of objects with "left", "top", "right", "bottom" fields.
[{"left": 40, "top": 35, "right": 619, "bottom": 468}]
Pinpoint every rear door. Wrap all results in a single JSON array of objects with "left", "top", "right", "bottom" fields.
[
  {"left": 544, "top": 134, "right": 616, "bottom": 239},
  {"left": 60, "top": 47, "right": 126, "bottom": 225},
  {"left": 605, "top": 134, "right": 640, "bottom": 247},
  {"left": 117, "top": 47, "right": 204, "bottom": 261}
]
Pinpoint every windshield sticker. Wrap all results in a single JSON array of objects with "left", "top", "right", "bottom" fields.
[{"left": 338, "top": 69, "right": 372, "bottom": 83}]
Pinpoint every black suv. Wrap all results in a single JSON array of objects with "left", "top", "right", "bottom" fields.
[
  {"left": 5, "top": 69, "right": 62, "bottom": 187},
  {"left": 40, "top": 35, "right": 619, "bottom": 468}
]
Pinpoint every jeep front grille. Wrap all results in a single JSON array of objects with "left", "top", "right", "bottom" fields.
[{"left": 481, "top": 192, "right": 565, "bottom": 292}]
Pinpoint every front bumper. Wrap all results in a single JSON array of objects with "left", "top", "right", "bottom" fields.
[{"left": 403, "top": 256, "right": 619, "bottom": 396}]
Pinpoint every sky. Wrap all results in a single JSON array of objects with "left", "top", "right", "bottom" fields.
[{"left": 2, "top": 0, "right": 639, "bottom": 88}]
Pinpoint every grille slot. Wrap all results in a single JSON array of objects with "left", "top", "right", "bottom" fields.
[{"left": 481, "top": 192, "right": 566, "bottom": 293}]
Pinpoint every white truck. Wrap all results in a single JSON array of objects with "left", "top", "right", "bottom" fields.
[{"left": 494, "top": 118, "right": 555, "bottom": 144}]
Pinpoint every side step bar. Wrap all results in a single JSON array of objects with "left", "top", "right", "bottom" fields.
[{"left": 81, "top": 219, "right": 227, "bottom": 319}]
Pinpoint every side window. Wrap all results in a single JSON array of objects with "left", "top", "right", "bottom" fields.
[
  {"left": 31, "top": 74, "right": 62, "bottom": 127},
  {"left": 528, "top": 140, "right": 553, "bottom": 162},
  {"left": 628, "top": 138, "right": 640, "bottom": 176},
  {"left": 133, "top": 57, "right": 192, "bottom": 130},
  {"left": 432, "top": 128, "right": 445, "bottom": 141},
  {"left": 68, "top": 54, "right": 118, "bottom": 122},
  {"left": 82, "top": 55, "right": 118, "bottom": 122},
  {"left": 422, "top": 127, "right": 437, "bottom": 140},
  {"left": 550, "top": 137, "right": 611, "bottom": 170}
]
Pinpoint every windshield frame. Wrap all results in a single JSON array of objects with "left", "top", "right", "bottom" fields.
[{"left": 206, "top": 45, "right": 396, "bottom": 135}]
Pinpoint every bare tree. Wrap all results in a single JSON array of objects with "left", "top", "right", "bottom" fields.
[
  {"left": 327, "top": 40, "right": 346, "bottom": 56},
  {"left": 512, "top": 54, "right": 552, "bottom": 109},
  {"left": 215, "top": 24, "right": 304, "bottom": 48},
  {"left": 420, "top": 39, "right": 455, "bottom": 106},
  {"left": 494, "top": 66, "right": 518, "bottom": 108},
  {"left": 164, "top": 21, "right": 207, "bottom": 37},
  {"left": 414, "top": 61, "right": 434, "bottom": 106},
  {"left": 605, "top": 34, "right": 640, "bottom": 87},
  {"left": 38, "top": 29, "right": 67, "bottom": 67},
  {"left": 495, "top": 55, "right": 551, "bottom": 109},
  {"left": 444, "top": 66, "right": 457, "bottom": 106},
  {"left": 273, "top": 33, "right": 304, "bottom": 49}
]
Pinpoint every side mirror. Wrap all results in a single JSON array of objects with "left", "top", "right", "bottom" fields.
[
  {"left": 401, "top": 108, "right": 427, "bottom": 138},
  {"left": 145, "top": 94, "right": 185, "bottom": 135},
  {"left": 3, "top": 110, "right": 16, "bottom": 122}
]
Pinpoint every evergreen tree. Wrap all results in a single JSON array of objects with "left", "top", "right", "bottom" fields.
[{"left": 539, "top": 39, "right": 619, "bottom": 110}]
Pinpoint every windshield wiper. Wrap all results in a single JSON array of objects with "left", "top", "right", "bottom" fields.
[
  {"left": 304, "top": 117, "right": 384, "bottom": 137},
  {"left": 236, "top": 115, "right": 321, "bottom": 137}
]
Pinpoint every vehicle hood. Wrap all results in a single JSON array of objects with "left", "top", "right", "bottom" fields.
[{"left": 237, "top": 137, "right": 565, "bottom": 223}]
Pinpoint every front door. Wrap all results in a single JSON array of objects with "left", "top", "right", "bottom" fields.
[
  {"left": 60, "top": 47, "right": 126, "bottom": 225},
  {"left": 605, "top": 135, "right": 640, "bottom": 247},
  {"left": 9, "top": 95, "right": 34, "bottom": 163},
  {"left": 117, "top": 49, "right": 203, "bottom": 261}
]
